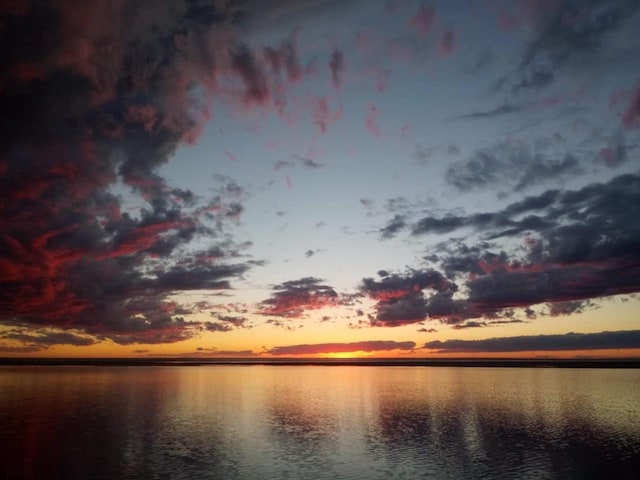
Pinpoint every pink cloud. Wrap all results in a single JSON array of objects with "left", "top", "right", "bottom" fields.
[
  {"left": 223, "top": 150, "right": 238, "bottom": 162},
  {"left": 438, "top": 30, "right": 455, "bottom": 56},
  {"left": 375, "top": 69, "right": 390, "bottom": 92},
  {"left": 622, "top": 83, "right": 640, "bottom": 129},
  {"left": 409, "top": 4, "right": 437, "bottom": 37},
  {"left": 311, "top": 96, "right": 343, "bottom": 134},
  {"left": 365, "top": 104, "right": 381, "bottom": 138}
]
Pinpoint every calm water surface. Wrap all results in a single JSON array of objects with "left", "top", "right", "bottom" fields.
[{"left": 1, "top": 366, "right": 639, "bottom": 479}]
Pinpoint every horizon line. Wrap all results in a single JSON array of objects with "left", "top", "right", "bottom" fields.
[{"left": 2, "top": 357, "right": 640, "bottom": 368}]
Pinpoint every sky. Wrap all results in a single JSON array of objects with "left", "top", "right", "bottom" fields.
[{"left": 1, "top": 0, "right": 640, "bottom": 358}]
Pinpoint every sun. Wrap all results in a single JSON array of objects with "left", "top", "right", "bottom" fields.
[{"left": 325, "top": 351, "right": 368, "bottom": 359}]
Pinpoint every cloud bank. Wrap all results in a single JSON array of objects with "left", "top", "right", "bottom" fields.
[{"left": 424, "top": 330, "right": 640, "bottom": 353}]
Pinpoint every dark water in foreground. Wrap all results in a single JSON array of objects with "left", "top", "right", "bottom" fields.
[{"left": 1, "top": 366, "right": 639, "bottom": 480}]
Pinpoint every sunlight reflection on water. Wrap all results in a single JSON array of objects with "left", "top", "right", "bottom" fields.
[{"left": 1, "top": 366, "right": 639, "bottom": 479}]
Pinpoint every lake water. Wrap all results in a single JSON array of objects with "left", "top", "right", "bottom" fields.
[{"left": 1, "top": 366, "right": 639, "bottom": 479}]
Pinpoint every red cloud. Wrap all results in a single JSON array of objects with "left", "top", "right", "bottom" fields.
[{"left": 260, "top": 277, "right": 339, "bottom": 318}]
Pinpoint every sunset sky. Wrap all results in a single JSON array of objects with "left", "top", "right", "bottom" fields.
[{"left": 1, "top": 0, "right": 639, "bottom": 358}]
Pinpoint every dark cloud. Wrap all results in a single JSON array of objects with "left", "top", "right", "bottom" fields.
[
  {"left": 259, "top": 277, "right": 339, "bottom": 317},
  {"left": 267, "top": 340, "right": 416, "bottom": 356},
  {"left": 210, "top": 314, "right": 251, "bottom": 329},
  {"left": 410, "top": 173, "right": 640, "bottom": 322},
  {"left": 501, "top": 0, "right": 640, "bottom": 93},
  {"left": 444, "top": 140, "right": 582, "bottom": 193},
  {"left": 0, "top": 328, "right": 97, "bottom": 352},
  {"left": 293, "top": 154, "right": 324, "bottom": 169},
  {"left": 451, "top": 321, "right": 486, "bottom": 330},
  {"left": 454, "top": 103, "right": 519, "bottom": 120},
  {"left": 424, "top": 330, "right": 640, "bottom": 353},
  {"left": 418, "top": 327, "right": 438, "bottom": 333},
  {"left": 548, "top": 300, "right": 593, "bottom": 317},
  {"left": 360, "top": 270, "right": 459, "bottom": 326},
  {"left": 231, "top": 45, "right": 270, "bottom": 105},
  {"left": 204, "top": 322, "right": 233, "bottom": 333},
  {"left": 487, "top": 319, "right": 526, "bottom": 326},
  {"left": 0, "top": 0, "right": 276, "bottom": 346},
  {"left": 274, "top": 160, "right": 294, "bottom": 171},
  {"left": 360, "top": 197, "right": 373, "bottom": 208},
  {"left": 263, "top": 38, "right": 302, "bottom": 83},
  {"left": 328, "top": 49, "right": 345, "bottom": 91},
  {"left": 379, "top": 214, "right": 407, "bottom": 239}
]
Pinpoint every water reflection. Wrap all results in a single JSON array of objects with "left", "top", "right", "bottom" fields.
[{"left": 0, "top": 366, "right": 638, "bottom": 480}]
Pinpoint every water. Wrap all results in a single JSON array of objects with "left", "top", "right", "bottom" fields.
[{"left": 1, "top": 366, "right": 639, "bottom": 479}]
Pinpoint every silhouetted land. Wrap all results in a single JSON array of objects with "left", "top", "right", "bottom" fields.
[{"left": 1, "top": 358, "right": 639, "bottom": 368}]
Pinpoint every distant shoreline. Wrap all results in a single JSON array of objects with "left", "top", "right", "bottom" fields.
[{"left": 1, "top": 358, "right": 640, "bottom": 368}]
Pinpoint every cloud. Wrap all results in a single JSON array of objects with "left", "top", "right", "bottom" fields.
[
  {"left": 438, "top": 30, "right": 455, "bottom": 56},
  {"left": 451, "top": 321, "right": 486, "bottom": 330},
  {"left": 267, "top": 340, "right": 416, "bottom": 356},
  {"left": 365, "top": 104, "right": 381, "bottom": 138},
  {"left": 296, "top": 155, "right": 324, "bottom": 169},
  {"left": 208, "top": 314, "right": 251, "bottom": 330},
  {"left": 598, "top": 132, "right": 635, "bottom": 168},
  {"left": 0, "top": 328, "right": 98, "bottom": 351},
  {"left": 311, "top": 96, "right": 343, "bottom": 134},
  {"left": 424, "top": 330, "right": 640, "bottom": 353},
  {"left": 0, "top": 1, "right": 278, "bottom": 345},
  {"left": 231, "top": 45, "right": 270, "bottom": 105},
  {"left": 259, "top": 277, "right": 339, "bottom": 317},
  {"left": 408, "top": 173, "right": 640, "bottom": 322},
  {"left": 500, "top": 0, "right": 640, "bottom": 93},
  {"left": 454, "top": 103, "right": 519, "bottom": 120},
  {"left": 274, "top": 160, "right": 294, "bottom": 171},
  {"left": 263, "top": 38, "right": 302, "bottom": 83},
  {"left": 621, "top": 82, "right": 640, "bottom": 128},
  {"left": 360, "top": 270, "right": 458, "bottom": 326},
  {"left": 444, "top": 139, "right": 582, "bottom": 193},
  {"left": 379, "top": 214, "right": 407, "bottom": 239},
  {"left": 204, "top": 322, "right": 233, "bottom": 333},
  {"left": 328, "top": 49, "right": 345, "bottom": 91},
  {"left": 409, "top": 4, "right": 437, "bottom": 37}
]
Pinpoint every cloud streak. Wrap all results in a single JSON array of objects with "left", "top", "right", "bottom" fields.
[
  {"left": 267, "top": 340, "right": 416, "bottom": 356},
  {"left": 424, "top": 330, "right": 640, "bottom": 353}
]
